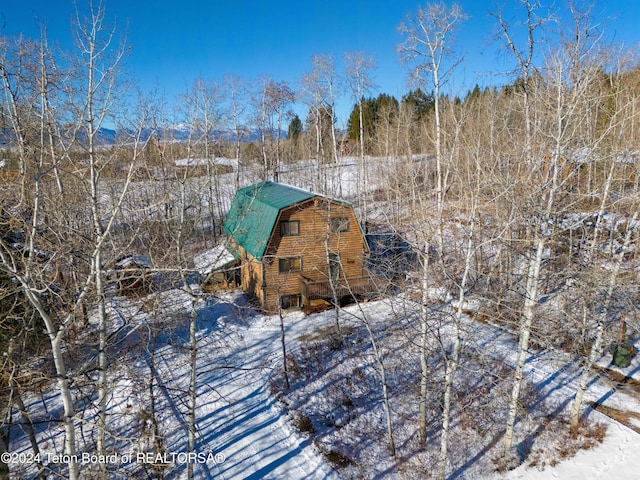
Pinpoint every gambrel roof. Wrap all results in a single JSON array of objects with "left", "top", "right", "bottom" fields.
[{"left": 224, "top": 181, "right": 317, "bottom": 258}]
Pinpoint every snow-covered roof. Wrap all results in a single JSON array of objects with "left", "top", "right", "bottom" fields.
[
  {"left": 174, "top": 157, "right": 238, "bottom": 168},
  {"left": 115, "top": 254, "right": 152, "bottom": 269},
  {"left": 194, "top": 244, "right": 237, "bottom": 275}
]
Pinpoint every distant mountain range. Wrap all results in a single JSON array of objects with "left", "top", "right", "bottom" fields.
[
  {"left": 87, "top": 125, "right": 280, "bottom": 145},
  {"left": 0, "top": 125, "right": 285, "bottom": 147}
]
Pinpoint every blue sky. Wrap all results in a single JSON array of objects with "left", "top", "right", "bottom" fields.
[{"left": 2, "top": 1, "right": 639, "bottom": 127}]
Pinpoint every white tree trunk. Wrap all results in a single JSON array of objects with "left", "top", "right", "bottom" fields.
[
  {"left": 418, "top": 252, "right": 430, "bottom": 443},
  {"left": 438, "top": 204, "right": 476, "bottom": 480},
  {"left": 188, "top": 302, "right": 197, "bottom": 480},
  {"left": 22, "top": 289, "right": 79, "bottom": 480},
  {"left": 504, "top": 237, "right": 544, "bottom": 451},
  {"left": 176, "top": 179, "right": 198, "bottom": 480},
  {"left": 364, "top": 319, "right": 396, "bottom": 456},
  {"left": 277, "top": 289, "right": 290, "bottom": 390}
]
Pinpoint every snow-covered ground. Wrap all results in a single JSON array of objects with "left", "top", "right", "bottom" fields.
[
  {"left": 7, "top": 281, "right": 640, "bottom": 479},
  {"left": 185, "top": 291, "right": 640, "bottom": 480},
  {"left": 501, "top": 421, "right": 640, "bottom": 480},
  {"left": 159, "top": 293, "right": 339, "bottom": 480}
]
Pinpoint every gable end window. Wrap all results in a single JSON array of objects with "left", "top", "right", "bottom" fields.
[
  {"left": 278, "top": 256, "right": 302, "bottom": 273},
  {"left": 330, "top": 217, "right": 350, "bottom": 233},
  {"left": 280, "top": 220, "right": 300, "bottom": 236}
]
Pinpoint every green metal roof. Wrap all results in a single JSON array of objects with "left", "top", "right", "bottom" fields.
[{"left": 223, "top": 181, "right": 316, "bottom": 258}]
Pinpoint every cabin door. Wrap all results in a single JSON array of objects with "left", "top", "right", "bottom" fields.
[{"left": 329, "top": 253, "right": 340, "bottom": 282}]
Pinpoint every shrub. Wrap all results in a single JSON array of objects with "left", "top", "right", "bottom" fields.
[
  {"left": 293, "top": 413, "right": 315, "bottom": 434},
  {"left": 325, "top": 449, "right": 354, "bottom": 468}
]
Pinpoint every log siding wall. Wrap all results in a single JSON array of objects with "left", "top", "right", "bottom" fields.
[
  {"left": 265, "top": 199, "right": 367, "bottom": 312},
  {"left": 232, "top": 199, "right": 369, "bottom": 313}
]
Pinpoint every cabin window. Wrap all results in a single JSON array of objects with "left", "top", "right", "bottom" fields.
[
  {"left": 280, "top": 220, "right": 300, "bottom": 237},
  {"left": 280, "top": 294, "right": 301, "bottom": 309},
  {"left": 278, "top": 256, "right": 302, "bottom": 273},
  {"left": 330, "top": 217, "right": 350, "bottom": 233}
]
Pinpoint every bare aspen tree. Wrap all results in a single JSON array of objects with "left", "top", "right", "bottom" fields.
[
  {"left": 398, "top": 1, "right": 465, "bottom": 247},
  {"left": 0, "top": 30, "right": 84, "bottom": 479},
  {"left": 5, "top": 339, "right": 46, "bottom": 479},
  {"left": 310, "top": 54, "right": 340, "bottom": 164},
  {"left": 300, "top": 68, "right": 331, "bottom": 191},
  {"left": 437, "top": 106, "right": 484, "bottom": 480},
  {"left": 344, "top": 51, "right": 376, "bottom": 218},
  {"left": 0, "top": 266, "right": 80, "bottom": 478},
  {"left": 182, "top": 78, "right": 223, "bottom": 241},
  {"left": 35, "top": 25, "right": 65, "bottom": 196},
  {"left": 276, "top": 287, "right": 290, "bottom": 390},
  {"left": 309, "top": 54, "right": 345, "bottom": 196},
  {"left": 564, "top": 6, "right": 639, "bottom": 432},
  {"left": 224, "top": 75, "right": 249, "bottom": 190},
  {"left": 177, "top": 176, "right": 200, "bottom": 480},
  {"left": 165, "top": 108, "right": 226, "bottom": 477},
  {"left": 373, "top": 96, "right": 399, "bottom": 158},
  {"left": 397, "top": 1, "right": 465, "bottom": 444},
  {"left": 498, "top": 0, "right": 614, "bottom": 456},
  {"left": 252, "top": 78, "right": 294, "bottom": 181},
  {"left": 0, "top": 35, "right": 33, "bottom": 203},
  {"left": 68, "top": 2, "right": 133, "bottom": 471},
  {"left": 16, "top": 31, "right": 61, "bottom": 479},
  {"left": 493, "top": 0, "right": 551, "bottom": 456},
  {"left": 186, "top": 296, "right": 202, "bottom": 480},
  {"left": 253, "top": 77, "right": 272, "bottom": 179},
  {"left": 269, "top": 80, "right": 295, "bottom": 178},
  {"left": 324, "top": 200, "right": 343, "bottom": 341},
  {"left": 392, "top": 96, "right": 422, "bottom": 218},
  {"left": 341, "top": 297, "right": 396, "bottom": 456},
  {"left": 364, "top": 312, "right": 396, "bottom": 457},
  {"left": 344, "top": 52, "right": 375, "bottom": 160}
]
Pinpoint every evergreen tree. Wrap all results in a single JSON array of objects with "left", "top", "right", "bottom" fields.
[
  {"left": 346, "top": 94, "right": 398, "bottom": 146},
  {"left": 287, "top": 114, "right": 303, "bottom": 141},
  {"left": 463, "top": 84, "right": 482, "bottom": 104},
  {"left": 401, "top": 88, "right": 435, "bottom": 120},
  {"left": 346, "top": 97, "right": 375, "bottom": 141},
  {"left": 286, "top": 114, "right": 303, "bottom": 162}
]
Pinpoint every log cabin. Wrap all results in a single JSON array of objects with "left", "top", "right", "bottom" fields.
[{"left": 223, "top": 181, "right": 373, "bottom": 313}]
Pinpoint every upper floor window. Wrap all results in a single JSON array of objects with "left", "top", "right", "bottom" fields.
[
  {"left": 330, "top": 217, "right": 350, "bottom": 233},
  {"left": 280, "top": 220, "right": 300, "bottom": 237},
  {"left": 278, "top": 256, "right": 302, "bottom": 273}
]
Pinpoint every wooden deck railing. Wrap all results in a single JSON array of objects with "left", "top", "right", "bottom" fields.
[{"left": 299, "top": 274, "right": 375, "bottom": 304}]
